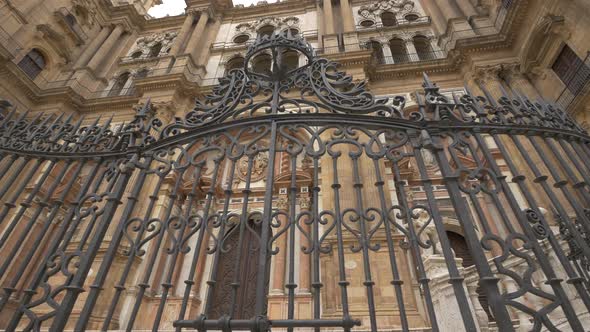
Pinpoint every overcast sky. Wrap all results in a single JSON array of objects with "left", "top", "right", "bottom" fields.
[{"left": 148, "top": 0, "right": 279, "bottom": 17}]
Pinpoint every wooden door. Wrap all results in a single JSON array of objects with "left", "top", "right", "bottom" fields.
[{"left": 207, "top": 220, "right": 266, "bottom": 319}]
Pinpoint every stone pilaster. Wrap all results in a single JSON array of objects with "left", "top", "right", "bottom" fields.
[
  {"left": 339, "top": 0, "right": 355, "bottom": 32},
  {"left": 501, "top": 63, "right": 541, "bottom": 99},
  {"left": 271, "top": 195, "right": 289, "bottom": 294},
  {"left": 322, "top": 0, "right": 334, "bottom": 35},
  {"left": 298, "top": 195, "right": 311, "bottom": 293},
  {"left": 473, "top": 64, "right": 505, "bottom": 101}
]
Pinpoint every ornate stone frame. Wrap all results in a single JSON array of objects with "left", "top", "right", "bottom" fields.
[{"left": 232, "top": 16, "right": 301, "bottom": 44}]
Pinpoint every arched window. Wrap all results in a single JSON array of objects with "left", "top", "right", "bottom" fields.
[
  {"left": 18, "top": 49, "right": 46, "bottom": 79},
  {"left": 281, "top": 50, "right": 299, "bottom": 73},
  {"left": 109, "top": 72, "right": 131, "bottom": 97},
  {"left": 368, "top": 41, "right": 385, "bottom": 64},
  {"left": 258, "top": 25, "right": 275, "bottom": 39},
  {"left": 149, "top": 42, "right": 163, "bottom": 58},
  {"left": 414, "top": 35, "right": 435, "bottom": 61},
  {"left": 64, "top": 14, "right": 77, "bottom": 29},
  {"left": 381, "top": 12, "right": 397, "bottom": 27},
  {"left": 389, "top": 38, "right": 409, "bottom": 63},
  {"left": 225, "top": 56, "right": 245, "bottom": 75},
  {"left": 252, "top": 53, "right": 272, "bottom": 76},
  {"left": 74, "top": 5, "right": 89, "bottom": 23}
]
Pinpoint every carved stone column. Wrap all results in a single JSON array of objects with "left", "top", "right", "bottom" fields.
[
  {"left": 382, "top": 44, "right": 394, "bottom": 65},
  {"left": 501, "top": 64, "right": 541, "bottom": 99},
  {"left": 74, "top": 26, "right": 110, "bottom": 68},
  {"left": 184, "top": 10, "right": 209, "bottom": 63},
  {"left": 502, "top": 273, "right": 533, "bottom": 331},
  {"left": 197, "top": 16, "right": 222, "bottom": 65},
  {"left": 151, "top": 100, "right": 178, "bottom": 126},
  {"left": 339, "top": 0, "right": 355, "bottom": 32},
  {"left": 298, "top": 196, "right": 311, "bottom": 292},
  {"left": 424, "top": 255, "right": 481, "bottom": 331},
  {"left": 322, "top": 0, "right": 334, "bottom": 35},
  {"left": 271, "top": 195, "right": 289, "bottom": 294},
  {"left": 169, "top": 10, "right": 196, "bottom": 56},
  {"left": 465, "top": 276, "right": 489, "bottom": 330},
  {"left": 474, "top": 65, "right": 505, "bottom": 101},
  {"left": 404, "top": 38, "right": 419, "bottom": 62},
  {"left": 87, "top": 24, "right": 125, "bottom": 71}
]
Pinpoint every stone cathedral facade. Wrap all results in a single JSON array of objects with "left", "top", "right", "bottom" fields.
[{"left": 1, "top": 0, "right": 590, "bottom": 331}]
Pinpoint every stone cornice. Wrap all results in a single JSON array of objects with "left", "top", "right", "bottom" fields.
[
  {"left": 223, "top": 0, "right": 317, "bottom": 21},
  {"left": 77, "top": 96, "right": 141, "bottom": 114},
  {"left": 133, "top": 73, "right": 201, "bottom": 96},
  {"left": 322, "top": 49, "right": 372, "bottom": 68},
  {"left": 369, "top": 55, "right": 464, "bottom": 80}
]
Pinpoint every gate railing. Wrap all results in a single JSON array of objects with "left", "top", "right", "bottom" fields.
[{"left": 1, "top": 31, "right": 590, "bottom": 332}]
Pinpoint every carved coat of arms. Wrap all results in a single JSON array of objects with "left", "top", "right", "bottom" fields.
[{"left": 237, "top": 152, "right": 269, "bottom": 182}]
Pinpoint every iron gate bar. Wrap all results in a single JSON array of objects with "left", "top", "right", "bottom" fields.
[
  {"left": 389, "top": 132, "right": 439, "bottom": 332},
  {"left": 50, "top": 159, "right": 135, "bottom": 332},
  {"left": 3, "top": 160, "right": 103, "bottom": 330},
  {"left": 326, "top": 144, "right": 353, "bottom": 332},
  {"left": 428, "top": 129, "right": 515, "bottom": 331},
  {"left": 75, "top": 155, "right": 153, "bottom": 331},
  {"left": 372, "top": 136, "right": 412, "bottom": 331},
  {"left": 411, "top": 129, "right": 478, "bottom": 330},
  {"left": 1, "top": 31, "right": 590, "bottom": 332}
]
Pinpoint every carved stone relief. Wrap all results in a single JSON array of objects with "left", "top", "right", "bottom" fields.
[
  {"left": 233, "top": 16, "right": 300, "bottom": 42},
  {"left": 127, "top": 31, "right": 178, "bottom": 59},
  {"left": 358, "top": 0, "right": 416, "bottom": 20},
  {"left": 72, "top": 0, "right": 98, "bottom": 26},
  {"left": 237, "top": 151, "right": 270, "bottom": 182}
]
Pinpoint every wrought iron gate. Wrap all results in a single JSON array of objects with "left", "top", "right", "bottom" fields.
[{"left": 1, "top": 32, "right": 590, "bottom": 332}]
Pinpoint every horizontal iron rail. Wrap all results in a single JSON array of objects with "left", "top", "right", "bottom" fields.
[
  {"left": 173, "top": 318, "right": 361, "bottom": 330},
  {"left": 1, "top": 114, "right": 589, "bottom": 160}
]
